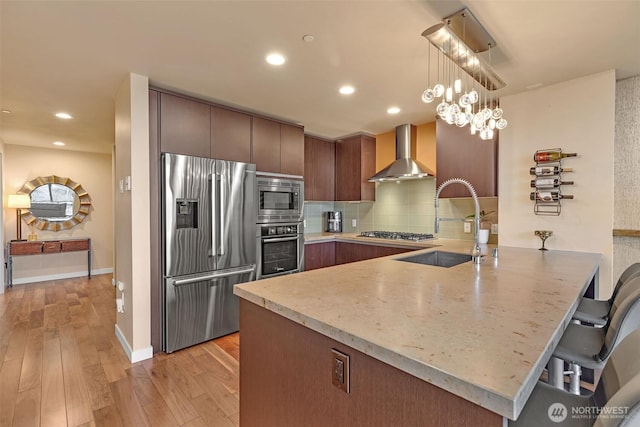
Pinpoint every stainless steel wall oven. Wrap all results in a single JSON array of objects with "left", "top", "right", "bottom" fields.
[{"left": 257, "top": 222, "right": 304, "bottom": 279}]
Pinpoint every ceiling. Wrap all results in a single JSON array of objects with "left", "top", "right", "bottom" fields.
[{"left": 1, "top": 1, "right": 639, "bottom": 154}]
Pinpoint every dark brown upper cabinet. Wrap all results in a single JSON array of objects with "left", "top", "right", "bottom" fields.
[
  {"left": 252, "top": 117, "right": 304, "bottom": 176},
  {"left": 335, "top": 134, "right": 376, "bottom": 201},
  {"left": 435, "top": 118, "right": 498, "bottom": 198},
  {"left": 304, "top": 135, "right": 335, "bottom": 201},
  {"left": 159, "top": 92, "right": 210, "bottom": 157},
  {"left": 211, "top": 106, "right": 251, "bottom": 163}
]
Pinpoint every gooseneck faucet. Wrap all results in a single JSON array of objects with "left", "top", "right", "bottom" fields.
[{"left": 434, "top": 178, "right": 482, "bottom": 264}]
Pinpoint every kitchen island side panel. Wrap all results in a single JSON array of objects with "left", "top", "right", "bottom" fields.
[{"left": 239, "top": 299, "right": 502, "bottom": 427}]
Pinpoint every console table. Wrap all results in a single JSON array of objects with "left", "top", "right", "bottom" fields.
[{"left": 6, "top": 238, "right": 91, "bottom": 287}]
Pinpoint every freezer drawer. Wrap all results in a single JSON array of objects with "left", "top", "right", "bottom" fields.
[{"left": 164, "top": 265, "right": 255, "bottom": 353}]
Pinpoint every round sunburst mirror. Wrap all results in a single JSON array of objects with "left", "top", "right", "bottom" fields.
[{"left": 17, "top": 175, "right": 92, "bottom": 231}]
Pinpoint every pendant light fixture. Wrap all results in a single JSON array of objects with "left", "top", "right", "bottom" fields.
[{"left": 420, "top": 8, "right": 507, "bottom": 138}]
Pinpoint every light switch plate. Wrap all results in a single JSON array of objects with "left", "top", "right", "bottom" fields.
[
  {"left": 352, "top": 219, "right": 357, "bottom": 228},
  {"left": 463, "top": 222, "right": 471, "bottom": 233},
  {"left": 491, "top": 224, "right": 499, "bottom": 235}
]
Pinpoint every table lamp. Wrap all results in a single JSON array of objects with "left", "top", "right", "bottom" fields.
[{"left": 7, "top": 194, "right": 31, "bottom": 241}]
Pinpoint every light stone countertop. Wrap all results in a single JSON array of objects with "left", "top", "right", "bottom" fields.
[{"left": 234, "top": 243, "right": 600, "bottom": 420}]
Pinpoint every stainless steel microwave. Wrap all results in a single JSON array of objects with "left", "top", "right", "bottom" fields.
[{"left": 256, "top": 174, "right": 304, "bottom": 223}]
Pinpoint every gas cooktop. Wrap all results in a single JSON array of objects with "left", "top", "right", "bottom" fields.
[{"left": 359, "top": 231, "right": 435, "bottom": 242}]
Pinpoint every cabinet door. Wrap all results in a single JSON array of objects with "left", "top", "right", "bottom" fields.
[
  {"left": 252, "top": 117, "right": 281, "bottom": 173},
  {"left": 280, "top": 124, "right": 304, "bottom": 176},
  {"left": 304, "top": 242, "right": 336, "bottom": 271},
  {"left": 335, "top": 139, "right": 358, "bottom": 201},
  {"left": 360, "top": 135, "right": 376, "bottom": 201},
  {"left": 304, "top": 136, "right": 335, "bottom": 201},
  {"left": 376, "top": 246, "right": 412, "bottom": 257},
  {"left": 436, "top": 118, "right": 498, "bottom": 197},
  {"left": 335, "top": 135, "right": 375, "bottom": 201},
  {"left": 160, "top": 93, "right": 210, "bottom": 157},
  {"left": 211, "top": 106, "right": 251, "bottom": 163},
  {"left": 305, "top": 243, "right": 322, "bottom": 271},
  {"left": 320, "top": 241, "right": 336, "bottom": 268},
  {"left": 304, "top": 136, "right": 315, "bottom": 200}
]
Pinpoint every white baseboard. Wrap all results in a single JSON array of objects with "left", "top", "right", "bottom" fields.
[
  {"left": 114, "top": 324, "right": 154, "bottom": 363},
  {"left": 10, "top": 267, "right": 113, "bottom": 285}
]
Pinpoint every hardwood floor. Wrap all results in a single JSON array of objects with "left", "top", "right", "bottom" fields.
[{"left": 0, "top": 274, "right": 240, "bottom": 427}]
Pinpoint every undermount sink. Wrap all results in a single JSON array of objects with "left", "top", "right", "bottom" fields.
[{"left": 395, "top": 251, "right": 472, "bottom": 268}]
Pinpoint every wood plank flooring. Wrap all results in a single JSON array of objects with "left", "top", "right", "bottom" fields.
[{"left": 0, "top": 274, "right": 240, "bottom": 427}]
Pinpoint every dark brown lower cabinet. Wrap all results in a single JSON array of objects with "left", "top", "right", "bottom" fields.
[
  {"left": 305, "top": 241, "right": 413, "bottom": 271},
  {"left": 335, "top": 242, "right": 412, "bottom": 265},
  {"left": 305, "top": 242, "right": 336, "bottom": 271}
]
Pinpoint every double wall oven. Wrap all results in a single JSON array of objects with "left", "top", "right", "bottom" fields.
[{"left": 256, "top": 173, "right": 304, "bottom": 279}]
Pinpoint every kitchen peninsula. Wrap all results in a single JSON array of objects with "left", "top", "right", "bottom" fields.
[{"left": 235, "top": 241, "right": 599, "bottom": 425}]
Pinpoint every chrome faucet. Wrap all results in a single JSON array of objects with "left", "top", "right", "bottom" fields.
[{"left": 434, "top": 178, "right": 482, "bottom": 264}]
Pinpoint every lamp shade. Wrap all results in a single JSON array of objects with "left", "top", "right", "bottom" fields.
[{"left": 7, "top": 194, "right": 31, "bottom": 209}]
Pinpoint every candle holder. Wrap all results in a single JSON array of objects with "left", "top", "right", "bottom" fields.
[{"left": 534, "top": 230, "right": 553, "bottom": 251}]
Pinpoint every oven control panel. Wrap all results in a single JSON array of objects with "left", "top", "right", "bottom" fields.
[{"left": 260, "top": 223, "right": 302, "bottom": 237}]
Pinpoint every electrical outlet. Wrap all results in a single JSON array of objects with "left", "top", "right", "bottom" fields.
[
  {"left": 491, "top": 224, "right": 499, "bottom": 235},
  {"left": 352, "top": 219, "right": 357, "bottom": 228},
  {"left": 463, "top": 222, "right": 471, "bottom": 233},
  {"left": 331, "top": 349, "right": 350, "bottom": 393}
]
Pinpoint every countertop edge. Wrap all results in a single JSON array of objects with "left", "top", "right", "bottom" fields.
[{"left": 234, "top": 284, "right": 516, "bottom": 419}]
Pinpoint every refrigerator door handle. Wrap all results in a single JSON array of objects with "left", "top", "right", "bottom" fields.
[
  {"left": 219, "top": 173, "right": 226, "bottom": 256},
  {"left": 207, "top": 173, "right": 217, "bottom": 256},
  {"left": 169, "top": 265, "right": 256, "bottom": 286}
]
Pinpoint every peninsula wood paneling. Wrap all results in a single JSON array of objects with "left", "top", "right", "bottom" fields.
[{"left": 240, "top": 300, "right": 502, "bottom": 426}]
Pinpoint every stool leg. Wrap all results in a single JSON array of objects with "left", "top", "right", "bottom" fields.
[
  {"left": 568, "top": 363, "right": 582, "bottom": 395},
  {"left": 548, "top": 356, "right": 565, "bottom": 389}
]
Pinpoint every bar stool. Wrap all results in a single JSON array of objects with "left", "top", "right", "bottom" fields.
[
  {"left": 509, "top": 328, "right": 640, "bottom": 426},
  {"left": 548, "top": 284, "right": 640, "bottom": 394},
  {"left": 573, "top": 263, "right": 640, "bottom": 326}
]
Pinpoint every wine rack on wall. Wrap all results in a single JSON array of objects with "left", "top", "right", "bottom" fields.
[{"left": 530, "top": 148, "right": 576, "bottom": 216}]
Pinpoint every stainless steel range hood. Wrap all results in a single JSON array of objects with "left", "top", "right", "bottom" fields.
[{"left": 368, "top": 124, "right": 435, "bottom": 182}]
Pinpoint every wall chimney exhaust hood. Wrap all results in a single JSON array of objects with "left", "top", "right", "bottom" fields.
[{"left": 368, "top": 124, "right": 435, "bottom": 182}]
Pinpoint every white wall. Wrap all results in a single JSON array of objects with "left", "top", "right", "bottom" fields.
[
  {"left": 114, "top": 73, "right": 152, "bottom": 362},
  {"left": 499, "top": 70, "right": 616, "bottom": 297}
]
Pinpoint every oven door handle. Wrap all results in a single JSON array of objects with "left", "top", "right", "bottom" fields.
[{"left": 262, "top": 236, "right": 300, "bottom": 243}]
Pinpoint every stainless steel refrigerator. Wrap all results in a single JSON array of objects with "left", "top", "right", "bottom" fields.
[{"left": 162, "top": 153, "right": 257, "bottom": 353}]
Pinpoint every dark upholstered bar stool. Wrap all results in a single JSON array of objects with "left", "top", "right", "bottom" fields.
[
  {"left": 510, "top": 328, "right": 640, "bottom": 426},
  {"left": 573, "top": 263, "right": 640, "bottom": 326},
  {"left": 548, "top": 284, "right": 640, "bottom": 394}
]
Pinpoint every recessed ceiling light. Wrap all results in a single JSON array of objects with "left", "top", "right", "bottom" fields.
[
  {"left": 53, "top": 141, "right": 66, "bottom": 146},
  {"left": 1, "top": 109, "right": 11, "bottom": 114},
  {"left": 302, "top": 34, "right": 315, "bottom": 43},
  {"left": 339, "top": 85, "right": 355, "bottom": 95},
  {"left": 266, "top": 53, "right": 286, "bottom": 65},
  {"left": 526, "top": 83, "right": 543, "bottom": 90},
  {"left": 387, "top": 107, "right": 401, "bottom": 114},
  {"left": 55, "top": 112, "right": 73, "bottom": 119}
]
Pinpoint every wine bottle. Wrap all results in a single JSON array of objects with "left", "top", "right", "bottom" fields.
[
  {"left": 530, "top": 166, "right": 574, "bottom": 176},
  {"left": 530, "top": 177, "right": 574, "bottom": 188},
  {"left": 530, "top": 191, "right": 574, "bottom": 202},
  {"left": 533, "top": 151, "right": 577, "bottom": 162}
]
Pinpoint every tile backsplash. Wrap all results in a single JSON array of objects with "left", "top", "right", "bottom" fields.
[{"left": 304, "top": 179, "right": 498, "bottom": 243}]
